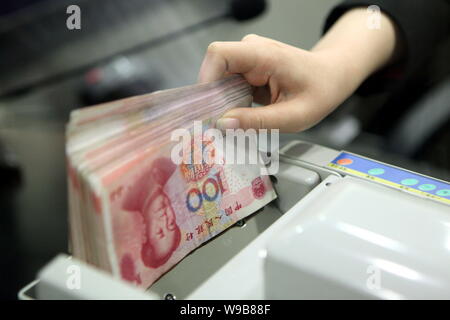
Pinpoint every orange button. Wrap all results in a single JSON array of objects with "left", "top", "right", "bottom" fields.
[{"left": 337, "top": 158, "right": 353, "bottom": 165}]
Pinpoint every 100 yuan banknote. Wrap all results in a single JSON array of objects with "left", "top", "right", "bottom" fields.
[{"left": 96, "top": 133, "right": 276, "bottom": 288}]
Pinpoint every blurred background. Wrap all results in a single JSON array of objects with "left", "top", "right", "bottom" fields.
[{"left": 0, "top": 0, "right": 449, "bottom": 300}]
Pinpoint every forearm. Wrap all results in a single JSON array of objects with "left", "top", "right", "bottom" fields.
[{"left": 312, "top": 8, "right": 402, "bottom": 96}]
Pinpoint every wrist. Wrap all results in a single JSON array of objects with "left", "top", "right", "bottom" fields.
[
  {"left": 311, "top": 7, "right": 400, "bottom": 94},
  {"left": 310, "top": 48, "right": 366, "bottom": 106}
]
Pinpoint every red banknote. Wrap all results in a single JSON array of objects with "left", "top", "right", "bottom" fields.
[{"left": 66, "top": 76, "right": 277, "bottom": 289}]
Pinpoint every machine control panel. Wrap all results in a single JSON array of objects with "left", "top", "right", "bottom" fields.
[{"left": 328, "top": 152, "right": 450, "bottom": 206}]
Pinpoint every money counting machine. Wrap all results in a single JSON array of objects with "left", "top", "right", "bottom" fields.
[{"left": 19, "top": 139, "right": 450, "bottom": 299}]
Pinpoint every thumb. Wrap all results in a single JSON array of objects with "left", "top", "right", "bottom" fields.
[{"left": 216, "top": 100, "right": 313, "bottom": 133}]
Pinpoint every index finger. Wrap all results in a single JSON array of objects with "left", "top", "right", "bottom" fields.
[{"left": 197, "top": 41, "right": 275, "bottom": 86}]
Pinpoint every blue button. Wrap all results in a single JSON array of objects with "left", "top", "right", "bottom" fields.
[
  {"left": 401, "top": 178, "right": 419, "bottom": 186},
  {"left": 418, "top": 184, "right": 436, "bottom": 191},
  {"left": 368, "top": 168, "right": 385, "bottom": 176},
  {"left": 436, "top": 189, "right": 450, "bottom": 197}
]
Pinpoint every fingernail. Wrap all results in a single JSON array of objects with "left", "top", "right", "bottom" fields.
[{"left": 216, "top": 118, "right": 240, "bottom": 131}]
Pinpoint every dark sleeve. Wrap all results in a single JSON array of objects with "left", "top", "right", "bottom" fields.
[{"left": 323, "top": 0, "right": 450, "bottom": 94}]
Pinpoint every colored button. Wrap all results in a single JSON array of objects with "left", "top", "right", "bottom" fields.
[
  {"left": 368, "top": 168, "right": 385, "bottom": 176},
  {"left": 436, "top": 189, "right": 450, "bottom": 197},
  {"left": 337, "top": 158, "right": 353, "bottom": 165},
  {"left": 401, "top": 178, "right": 419, "bottom": 186},
  {"left": 418, "top": 184, "right": 436, "bottom": 191}
]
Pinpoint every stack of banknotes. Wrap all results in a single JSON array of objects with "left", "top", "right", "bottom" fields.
[{"left": 66, "top": 75, "right": 277, "bottom": 288}]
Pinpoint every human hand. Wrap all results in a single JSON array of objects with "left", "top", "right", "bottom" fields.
[{"left": 198, "top": 9, "right": 400, "bottom": 132}]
